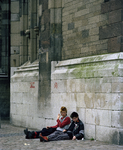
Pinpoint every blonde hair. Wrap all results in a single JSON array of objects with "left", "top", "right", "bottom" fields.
[{"left": 60, "top": 106, "right": 67, "bottom": 113}]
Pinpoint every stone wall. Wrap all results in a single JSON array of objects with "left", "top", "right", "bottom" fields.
[
  {"left": 62, "top": 0, "right": 123, "bottom": 60},
  {"left": 51, "top": 53, "right": 123, "bottom": 145},
  {"left": 10, "top": 0, "right": 123, "bottom": 145}
]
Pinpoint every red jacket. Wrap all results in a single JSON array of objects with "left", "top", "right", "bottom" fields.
[{"left": 51, "top": 116, "right": 71, "bottom": 128}]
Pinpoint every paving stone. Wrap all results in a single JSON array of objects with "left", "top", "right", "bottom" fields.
[{"left": 0, "top": 121, "right": 123, "bottom": 150}]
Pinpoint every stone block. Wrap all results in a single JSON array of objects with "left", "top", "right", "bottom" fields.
[
  {"left": 55, "top": 8, "right": 62, "bottom": 23},
  {"left": 84, "top": 124, "right": 95, "bottom": 139},
  {"left": 11, "top": 21, "right": 20, "bottom": 34},
  {"left": 11, "top": 34, "right": 20, "bottom": 46},
  {"left": 20, "top": 15, "right": 28, "bottom": 30},
  {"left": 111, "top": 93, "right": 123, "bottom": 111},
  {"left": 108, "top": 37, "right": 121, "bottom": 53},
  {"left": 95, "top": 93, "right": 112, "bottom": 110},
  {"left": 96, "top": 126, "right": 119, "bottom": 144},
  {"left": 100, "top": 83, "right": 111, "bottom": 93},
  {"left": 68, "top": 22, "right": 74, "bottom": 30},
  {"left": 101, "top": 0, "right": 123, "bottom": 14},
  {"left": 112, "top": 77, "right": 123, "bottom": 83},
  {"left": 34, "top": 118, "right": 45, "bottom": 130},
  {"left": 96, "top": 110, "right": 111, "bottom": 126},
  {"left": 11, "top": 114, "right": 22, "bottom": 126},
  {"left": 67, "top": 79, "right": 85, "bottom": 93},
  {"left": 82, "top": 29, "right": 89, "bottom": 38},
  {"left": 11, "top": 14, "right": 20, "bottom": 21},
  {"left": 11, "top": 1, "right": 19, "bottom": 13},
  {"left": 99, "top": 22, "right": 122, "bottom": 40},
  {"left": 38, "top": 4, "right": 42, "bottom": 16},
  {"left": 48, "top": 0, "right": 54, "bottom": 9},
  {"left": 62, "top": 0, "right": 65, "bottom": 7},
  {"left": 76, "top": 107, "right": 86, "bottom": 124},
  {"left": 11, "top": 54, "right": 20, "bottom": 67},
  {"left": 90, "top": 35, "right": 99, "bottom": 42},
  {"left": 89, "top": 27, "right": 99, "bottom": 36},
  {"left": 51, "top": 80, "right": 67, "bottom": 93},
  {"left": 20, "top": 46, "right": 28, "bottom": 56},
  {"left": 86, "top": 109, "right": 96, "bottom": 125},
  {"left": 11, "top": 46, "right": 20, "bottom": 55},
  {"left": 55, "top": 0, "right": 62, "bottom": 8},
  {"left": 84, "top": 93, "right": 95, "bottom": 109},
  {"left": 76, "top": 93, "right": 86, "bottom": 108},
  {"left": 10, "top": 103, "right": 17, "bottom": 115},
  {"left": 88, "top": 15, "right": 99, "bottom": 24},
  {"left": 96, "top": 43, "right": 107, "bottom": 51},
  {"left": 58, "top": 93, "right": 77, "bottom": 109},
  {"left": 109, "top": 9, "right": 123, "bottom": 24},
  {"left": 111, "top": 111, "right": 123, "bottom": 128},
  {"left": 85, "top": 78, "right": 95, "bottom": 93},
  {"left": 75, "top": 9, "right": 89, "bottom": 17},
  {"left": 112, "top": 83, "right": 123, "bottom": 93}
]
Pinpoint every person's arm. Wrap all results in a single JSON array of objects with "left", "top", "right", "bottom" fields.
[
  {"left": 50, "top": 123, "right": 59, "bottom": 128},
  {"left": 57, "top": 117, "right": 71, "bottom": 128},
  {"left": 50, "top": 114, "right": 61, "bottom": 128}
]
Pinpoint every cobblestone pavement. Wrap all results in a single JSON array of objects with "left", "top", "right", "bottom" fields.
[{"left": 0, "top": 121, "right": 123, "bottom": 150}]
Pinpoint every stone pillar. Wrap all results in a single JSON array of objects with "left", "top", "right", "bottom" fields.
[
  {"left": 49, "top": 0, "right": 62, "bottom": 61},
  {"left": 20, "top": 0, "right": 28, "bottom": 65},
  {"left": 38, "top": 0, "right": 51, "bottom": 120},
  {"left": 11, "top": 0, "right": 20, "bottom": 67},
  {"left": 29, "top": 0, "right": 37, "bottom": 63}
]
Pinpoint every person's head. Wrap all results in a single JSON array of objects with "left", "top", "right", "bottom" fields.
[
  {"left": 70, "top": 112, "right": 79, "bottom": 122},
  {"left": 60, "top": 106, "right": 67, "bottom": 117}
]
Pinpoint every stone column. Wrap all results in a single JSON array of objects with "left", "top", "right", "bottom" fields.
[
  {"left": 30, "top": 0, "right": 37, "bottom": 63},
  {"left": 49, "top": 0, "right": 62, "bottom": 61},
  {"left": 20, "top": 0, "right": 28, "bottom": 65},
  {"left": 1, "top": 0, "right": 10, "bottom": 74},
  {"left": 11, "top": 0, "right": 20, "bottom": 67}
]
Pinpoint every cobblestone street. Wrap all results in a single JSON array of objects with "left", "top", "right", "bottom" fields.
[{"left": 0, "top": 121, "right": 123, "bottom": 150}]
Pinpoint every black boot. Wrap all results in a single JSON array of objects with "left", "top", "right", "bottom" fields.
[
  {"left": 24, "top": 128, "right": 35, "bottom": 139},
  {"left": 24, "top": 128, "right": 28, "bottom": 136}
]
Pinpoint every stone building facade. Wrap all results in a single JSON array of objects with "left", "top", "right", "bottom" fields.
[
  {"left": 11, "top": 0, "right": 123, "bottom": 145},
  {"left": 0, "top": 0, "right": 10, "bottom": 119}
]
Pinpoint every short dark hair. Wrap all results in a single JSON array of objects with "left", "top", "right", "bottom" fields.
[{"left": 70, "top": 112, "right": 78, "bottom": 118}]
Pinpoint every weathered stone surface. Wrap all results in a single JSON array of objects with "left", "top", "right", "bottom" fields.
[
  {"left": 96, "top": 126, "right": 119, "bottom": 144},
  {"left": 11, "top": 14, "right": 20, "bottom": 21},
  {"left": 82, "top": 29, "right": 89, "bottom": 38},
  {"left": 68, "top": 22, "right": 74, "bottom": 30},
  {"left": 101, "top": 0, "right": 123, "bottom": 14},
  {"left": 50, "top": 53, "right": 123, "bottom": 144},
  {"left": 11, "top": 46, "right": 20, "bottom": 55},
  {"left": 11, "top": 61, "right": 39, "bottom": 129},
  {"left": 108, "top": 37, "right": 121, "bottom": 53},
  {"left": 11, "top": 1, "right": 19, "bottom": 13},
  {"left": 99, "top": 22, "right": 122, "bottom": 40}
]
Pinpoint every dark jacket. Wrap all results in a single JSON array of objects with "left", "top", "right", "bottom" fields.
[{"left": 66, "top": 119, "right": 84, "bottom": 140}]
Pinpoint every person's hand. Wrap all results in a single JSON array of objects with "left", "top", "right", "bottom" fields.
[
  {"left": 46, "top": 126, "right": 50, "bottom": 129},
  {"left": 57, "top": 114, "right": 60, "bottom": 120},
  {"left": 72, "top": 136, "right": 76, "bottom": 140},
  {"left": 63, "top": 129, "right": 66, "bottom": 132}
]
